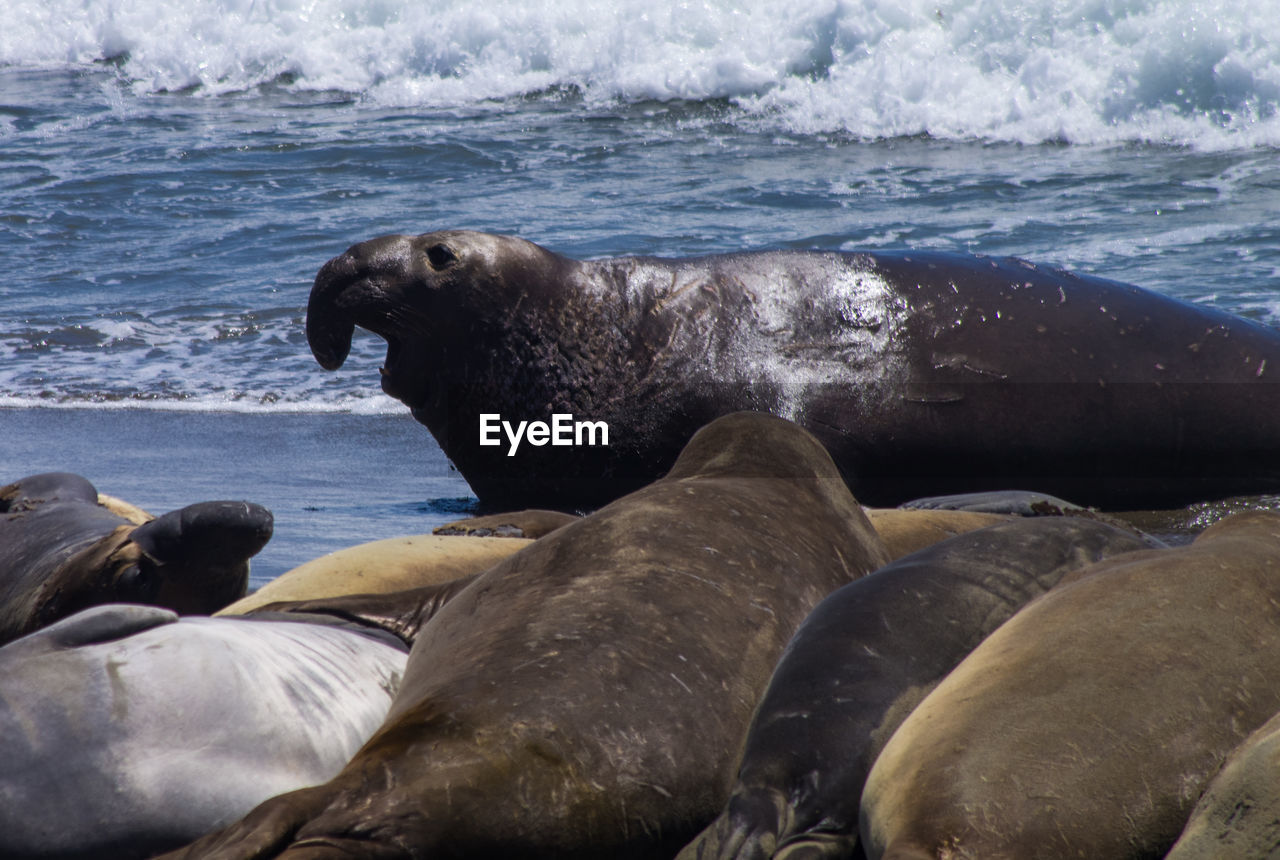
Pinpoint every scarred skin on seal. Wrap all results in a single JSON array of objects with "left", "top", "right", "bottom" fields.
[
  {"left": 677, "top": 517, "right": 1154, "bottom": 860},
  {"left": 860, "top": 511, "right": 1280, "bottom": 860},
  {"left": 160, "top": 412, "right": 892, "bottom": 860},
  {"left": 0, "top": 472, "right": 273, "bottom": 644},
  {"left": 305, "top": 230, "right": 1280, "bottom": 511}
]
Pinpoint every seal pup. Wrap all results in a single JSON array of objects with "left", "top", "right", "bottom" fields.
[
  {"left": 860, "top": 511, "right": 1280, "bottom": 860},
  {"left": 161, "top": 412, "right": 892, "bottom": 859},
  {"left": 677, "top": 517, "right": 1154, "bottom": 860},
  {"left": 0, "top": 472, "right": 272, "bottom": 643},
  {"left": 306, "top": 230, "right": 1280, "bottom": 510},
  {"left": 0, "top": 601, "right": 414, "bottom": 860}
]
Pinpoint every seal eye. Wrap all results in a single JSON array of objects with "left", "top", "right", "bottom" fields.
[
  {"left": 426, "top": 244, "right": 458, "bottom": 269},
  {"left": 117, "top": 562, "right": 155, "bottom": 598}
]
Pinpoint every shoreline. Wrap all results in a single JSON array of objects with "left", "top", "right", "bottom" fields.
[{"left": 0, "top": 406, "right": 477, "bottom": 588}]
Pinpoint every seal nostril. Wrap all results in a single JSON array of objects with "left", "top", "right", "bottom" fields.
[{"left": 426, "top": 244, "right": 457, "bottom": 269}]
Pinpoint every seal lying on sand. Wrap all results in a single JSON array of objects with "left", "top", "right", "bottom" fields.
[
  {"left": 0, "top": 472, "right": 272, "bottom": 644},
  {"left": 860, "top": 511, "right": 1280, "bottom": 860},
  {"left": 161, "top": 412, "right": 891, "bottom": 859},
  {"left": 677, "top": 517, "right": 1154, "bottom": 860},
  {"left": 306, "top": 230, "right": 1280, "bottom": 510}
]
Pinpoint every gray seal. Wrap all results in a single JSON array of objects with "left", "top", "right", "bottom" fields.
[
  {"left": 305, "top": 230, "right": 1280, "bottom": 510},
  {"left": 0, "top": 604, "right": 406, "bottom": 859}
]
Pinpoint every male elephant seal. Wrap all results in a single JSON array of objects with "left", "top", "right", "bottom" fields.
[
  {"left": 0, "top": 601, "right": 412, "bottom": 859},
  {"left": 0, "top": 472, "right": 272, "bottom": 643},
  {"left": 306, "top": 230, "right": 1280, "bottom": 511},
  {"left": 161, "top": 412, "right": 892, "bottom": 859},
  {"left": 860, "top": 511, "right": 1280, "bottom": 860},
  {"left": 678, "top": 517, "right": 1153, "bottom": 860}
]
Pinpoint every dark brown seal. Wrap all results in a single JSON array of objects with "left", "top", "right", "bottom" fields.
[
  {"left": 0, "top": 472, "right": 272, "bottom": 644},
  {"left": 861, "top": 511, "right": 1280, "bottom": 860},
  {"left": 160, "top": 413, "right": 890, "bottom": 859},
  {"left": 306, "top": 230, "right": 1280, "bottom": 511}
]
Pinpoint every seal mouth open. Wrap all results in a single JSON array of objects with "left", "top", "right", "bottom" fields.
[
  {"left": 376, "top": 339, "right": 430, "bottom": 408},
  {"left": 306, "top": 235, "right": 438, "bottom": 411}
]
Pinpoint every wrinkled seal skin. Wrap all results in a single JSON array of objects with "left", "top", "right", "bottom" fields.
[
  {"left": 161, "top": 413, "right": 892, "bottom": 860},
  {"left": 0, "top": 473, "right": 273, "bottom": 643},
  {"left": 307, "top": 230, "right": 1280, "bottom": 511},
  {"left": 0, "top": 603, "right": 409, "bottom": 860},
  {"left": 678, "top": 517, "right": 1154, "bottom": 860},
  {"left": 860, "top": 511, "right": 1280, "bottom": 860}
]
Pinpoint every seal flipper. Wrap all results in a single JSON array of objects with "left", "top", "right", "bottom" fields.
[
  {"left": 5, "top": 604, "right": 178, "bottom": 653},
  {"left": 156, "top": 784, "right": 334, "bottom": 860}
]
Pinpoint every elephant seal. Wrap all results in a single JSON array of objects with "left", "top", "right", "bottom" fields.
[
  {"left": 0, "top": 473, "right": 272, "bottom": 643},
  {"left": 860, "top": 511, "right": 1280, "bottom": 860},
  {"left": 215, "top": 534, "right": 526, "bottom": 616},
  {"left": 1165, "top": 704, "right": 1280, "bottom": 859},
  {"left": 162, "top": 412, "right": 892, "bottom": 859},
  {"left": 0, "top": 602, "right": 411, "bottom": 859},
  {"left": 306, "top": 230, "right": 1280, "bottom": 511},
  {"left": 677, "top": 517, "right": 1153, "bottom": 860},
  {"left": 899, "top": 489, "right": 1090, "bottom": 516}
]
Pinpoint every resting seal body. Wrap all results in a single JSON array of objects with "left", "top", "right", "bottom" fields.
[
  {"left": 162, "top": 412, "right": 891, "bottom": 859},
  {"left": 0, "top": 473, "right": 272, "bottom": 643},
  {"left": 0, "top": 603, "right": 411, "bottom": 859},
  {"left": 216, "top": 534, "right": 525, "bottom": 615},
  {"left": 306, "top": 230, "right": 1280, "bottom": 510},
  {"left": 860, "top": 511, "right": 1280, "bottom": 860},
  {"left": 1165, "top": 707, "right": 1280, "bottom": 859},
  {"left": 678, "top": 517, "right": 1153, "bottom": 860}
]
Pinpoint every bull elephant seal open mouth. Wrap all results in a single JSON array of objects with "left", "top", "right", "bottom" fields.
[{"left": 306, "top": 230, "right": 1280, "bottom": 510}]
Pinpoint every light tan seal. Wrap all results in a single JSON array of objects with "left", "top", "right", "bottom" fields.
[
  {"left": 861, "top": 511, "right": 1280, "bottom": 860},
  {"left": 217, "top": 534, "right": 527, "bottom": 616}
]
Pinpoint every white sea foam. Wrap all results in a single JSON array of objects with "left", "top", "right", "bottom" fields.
[
  {"left": 0, "top": 392, "right": 403, "bottom": 414},
  {"left": 4, "top": 0, "right": 1278, "bottom": 148}
]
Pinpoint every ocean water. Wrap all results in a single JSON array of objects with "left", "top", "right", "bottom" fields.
[{"left": 3, "top": 0, "right": 1280, "bottom": 584}]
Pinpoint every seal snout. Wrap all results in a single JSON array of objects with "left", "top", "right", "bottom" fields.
[
  {"left": 131, "top": 501, "right": 274, "bottom": 568},
  {"left": 306, "top": 235, "right": 420, "bottom": 372}
]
